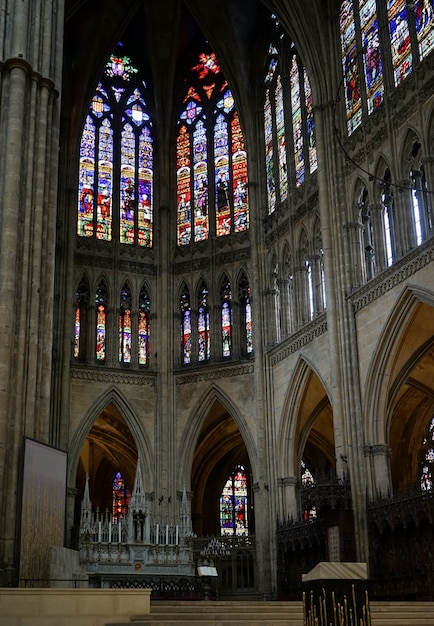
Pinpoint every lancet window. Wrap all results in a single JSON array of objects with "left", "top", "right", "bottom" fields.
[
  {"left": 113, "top": 471, "right": 130, "bottom": 521},
  {"left": 340, "top": 0, "right": 434, "bottom": 135},
  {"left": 95, "top": 281, "right": 108, "bottom": 362},
  {"left": 180, "top": 285, "right": 192, "bottom": 365},
  {"left": 220, "top": 277, "right": 233, "bottom": 358},
  {"left": 263, "top": 32, "right": 317, "bottom": 214},
  {"left": 138, "top": 286, "right": 151, "bottom": 366},
  {"left": 220, "top": 465, "right": 249, "bottom": 537},
  {"left": 197, "top": 282, "right": 210, "bottom": 362},
  {"left": 77, "top": 47, "right": 153, "bottom": 246},
  {"left": 176, "top": 51, "right": 249, "bottom": 245},
  {"left": 119, "top": 284, "right": 132, "bottom": 364},
  {"left": 74, "top": 275, "right": 90, "bottom": 360},
  {"left": 238, "top": 272, "right": 253, "bottom": 356}
]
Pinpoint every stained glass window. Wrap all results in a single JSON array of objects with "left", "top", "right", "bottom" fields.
[
  {"left": 119, "top": 285, "right": 132, "bottom": 364},
  {"left": 415, "top": 0, "right": 434, "bottom": 60},
  {"left": 290, "top": 57, "right": 304, "bottom": 186},
  {"left": 340, "top": 0, "right": 433, "bottom": 135},
  {"left": 264, "top": 90, "right": 275, "bottom": 214},
  {"left": 78, "top": 46, "right": 153, "bottom": 246},
  {"left": 360, "top": 0, "right": 384, "bottom": 113},
  {"left": 95, "top": 281, "right": 108, "bottom": 361},
  {"left": 180, "top": 286, "right": 192, "bottom": 364},
  {"left": 221, "top": 277, "right": 232, "bottom": 358},
  {"left": 304, "top": 71, "right": 317, "bottom": 174},
  {"left": 74, "top": 276, "right": 90, "bottom": 360},
  {"left": 388, "top": 0, "right": 412, "bottom": 85},
  {"left": 176, "top": 50, "right": 249, "bottom": 245},
  {"left": 301, "top": 460, "right": 317, "bottom": 521},
  {"left": 263, "top": 35, "right": 316, "bottom": 209},
  {"left": 220, "top": 465, "right": 249, "bottom": 537},
  {"left": 420, "top": 416, "right": 434, "bottom": 491},
  {"left": 340, "top": 0, "right": 362, "bottom": 134},
  {"left": 113, "top": 471, "right": 130, "bottom": 521},
  {"left": 198, "top": 282, "right": 210, "bottom": 362},
  {"left": 138, "top": 286, "right": 150, "bottom": 366},
  {"left": 238, "top": 273, "right": 253, "bottom": 355}
]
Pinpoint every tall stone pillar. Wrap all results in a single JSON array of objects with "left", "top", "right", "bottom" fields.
[{"left": 0, "top": 0, "right": 65, "bottom": 578}]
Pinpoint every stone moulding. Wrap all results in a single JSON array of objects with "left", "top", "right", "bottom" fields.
[
  {"left": 175, "top": 363, "right": 254, "bottom": 385},
  {"left": 71, "top": 367, "right": 156, "bottom": 386},
  {"left": 269, "top": 315, "right": 328, "bottom": 365},
  {"left": 352, "top": 238, "right": 434, "bottom": 313}
]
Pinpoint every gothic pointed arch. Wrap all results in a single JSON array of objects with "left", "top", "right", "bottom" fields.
[
  {"left": 67, "top": 386, "right": 153, "bottom": 489},
  {"left": 277, "top": 355, "right": 334, "bottom": 481},
  {"left": 177, "top": 383, "right": 258, "bottom": 486},
  {"left": 176, "top": 383, "right": 257, "bottom": 536},
  {"left": 364, "top": 285, "right": 434, "bottom": 447}
]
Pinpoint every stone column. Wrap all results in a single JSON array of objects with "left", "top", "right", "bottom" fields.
[
  {"left": 421, "top": 156, "right": 434, "bottom": 237},
  {"left": 277, "top": 476, "right": 298, "bottom": 522},
  {"left": 394, "top": 178, "right": 416, "bottom": 256},
  {"left": 369, "top": 203, "right": 387, "bottom": 273},
  {"left": 344, "top": 220, "right": 365, "bottom": 291},
  {"left": 0, "top": 0, "right": 65, "bottom": 576},
  {"left": 365, "top": 444, "right": 391, "bottom": 499}
]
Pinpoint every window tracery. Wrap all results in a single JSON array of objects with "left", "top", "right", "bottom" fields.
[
  {"left": 78, "top": 47, "right": 153, "bottom": 246},
  {"left": 176, "top": 51, "right": 249, "bottom": 245},
  {"left": 263, "top": 34, "right": 317, "bottom": 214}
]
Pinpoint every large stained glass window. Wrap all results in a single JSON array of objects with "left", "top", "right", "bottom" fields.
[
  {"left": 420, "top": 416, "right": 434, "bottom": 491},
  {"left": 78, "top": 47, "right": 153, "bottom": 246},
  {"left": 263, "top": 34, "right": 317, "bottom": 212},
  {"left": 113, "top": 471, "right": 130, "bottom": 521},
  {"left": 339, "top": 0, "right": 434, "bottom": 134},
  {"left": 220, "top": 465, "right": 249, "bottom": 537},
  {"left": 176, "top": 51, "right": 249, "bottom": 245}
]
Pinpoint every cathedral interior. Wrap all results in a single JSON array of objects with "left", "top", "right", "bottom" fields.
[{"left": 1, "top": 0, "right": 434, "bottom": 601}]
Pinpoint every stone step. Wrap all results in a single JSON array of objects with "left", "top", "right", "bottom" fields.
[
  {"left": 370, "top": 601, "right": 434, "bottom": 624},
  {"left": 110, "top": 600, "right": 304, "bottom": 626},
  {"left": 109, "top": 600, "right": 434, "bottom": 626}
]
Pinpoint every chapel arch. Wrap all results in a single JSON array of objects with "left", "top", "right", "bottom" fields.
[
  {"left": 364, "top": 286, "right": 434, "bottom": 495},
  {"left": 68, "top": 387, "right": 153, "bottom": 543},
  {"left": 180, "top": 387, "right": 256, "bottom": 537}
]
